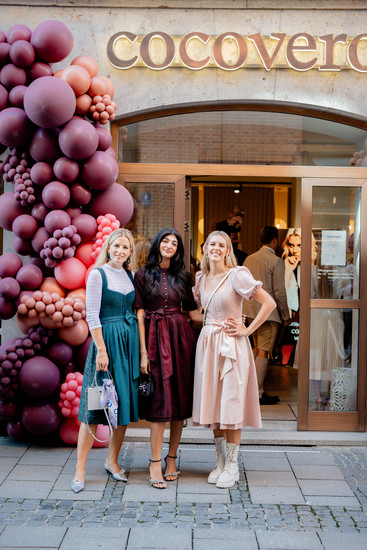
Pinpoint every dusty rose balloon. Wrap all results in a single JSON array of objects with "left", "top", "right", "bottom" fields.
[
  {"left": 16, "top": 264, "right": 43, "bottom": 290},
  {"left": 95, "top": 126, "right": 112, "bottom": 151},
  {"left": 0, "top": 191, "right": 29, "bottom": 231},
  {"left": 22, "top": 401, "right": 61, "bottom": 435},
  {"left": 7, "top": 24, "right": 32, "bottom": 45},
  {"left": 58, "top": 319, "right": 89, "bottom": 346},
  {"left": 0, "top": 253, "right": 23, "bottom": 278},
  {"left": 27, "top": 61, "right": 53, "bottom": 82},
  {"left": 9, "top": 40, "right": 35, "bottom": 67},
  {"left": 54, "top": 258, "right": 86, "bottom": 290},
  {"left": 8, "top": 85, "right": 27, "bottom": 108},
  {"left": 0, "top": 107, "right": 34, "bottom": 148},
  {"left": 75, "top": 93, "right": 92, "bottom": 116},
  {"left": 53, "top": 69, "right": 63, "bottom": 78},
  {"left": 39, "top": 277, "right": 65, "bottom": 297},
  {"left": 0, "top": 63, "right": 27, "bottom": 88},
  {"left": 29, "top": 256, "right": 54, "bottom": 278},
  {"left": 42, "top": 181, "right": 71, "bottom": 209},
  {"left": 0, "top": 83, "right": 8, "bottom": 111},
  {"left": 31, "top": 226, "right": 50, "bottom": 254},
  {"left": 81, "top": 150, "right": 118, "bottom": 191},
  {"left": 44, "top": 210, "right": 71, "bottom": 234},
  {"left": 65, "top": 207, "right": 82, "bottom": 219},
  {"left": 31, "top": 20, "right": 73, "bottom": 63},
  {"left": 0, "top": 31, "right": 6, "bottom": 43},
  {"left": 30, "top": 162, "right": 53, "bottom": 187},
  {"left": 61, "top": 64, "right": 91, "bottom": 96},
  {"left": 89, "top": 75, "right": 114, "bottom": 98},
  {"left": 0, "top": 43, "right": 10, "bottom": 66},
  {"left": 59, "top": 416, "right": 80, "bottom": 445},
  {"left": 24, "top": 76, "right": 76, "bottom": 128},
  {"left": 71, "top": 55, "right": 98, "bottom": 77},
  {"left": 19, "top": 356, "right": 60, "bottom": 398},
  {"left": 48, "top": 341, "right": 73, "bottom": 366},
  {"left": 0, "top": 277, "right": 20, "bottom": 300},
  {"left": 53, "top": 157, "right": 79, "bottom": 184},
  {"left": 75, "top": 242, "right": 95, "bottom": 268},
  {"left": 29, "top": 128, "right": 61, "bottom": 163},
  {"left": 16, "top": 311, "right": 39, "bottom": 333},
  {"left": 59, "top": 118, "right": 98, "bottom": 160},
  {"left": 0, "top": 297, "right": 17, "bottom": 319},
  {"left": 71, "top": 214, "right": 97, "bottom": 242},
  {"left": 12, "top": 236, "right": 34, "bottom": 256},
  {"left": 12, "top": 214, "right": 38, "bottom": 240},
  {"left": 69, "top": 182, "right": 92, "bottom": 207},
  {"left": 87, "top": 184, "right": 134, "bottom": 226}
]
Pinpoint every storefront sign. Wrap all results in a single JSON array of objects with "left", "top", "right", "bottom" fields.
[{"left": 107, "top": 31, "right": 367, "bottom": 72}]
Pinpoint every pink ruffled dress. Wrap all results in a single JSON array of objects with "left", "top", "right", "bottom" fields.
[{"left": 192, "top": 266, "right": 262, "bottom": 430}]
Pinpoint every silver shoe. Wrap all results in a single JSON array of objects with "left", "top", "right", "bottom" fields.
[
  {"left": 70, "top": 479, "right": 84, "bottom": 493},
  {"left": 104, "top": 462, "right": 128, "bottom": 482}
]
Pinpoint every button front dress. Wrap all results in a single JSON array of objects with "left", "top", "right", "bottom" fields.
[
  {"left": 78, "top": 266, "right": 140, "bottom": 426},
  {"left": 192, "top": 266, "right": 263, "bottom": 430}
]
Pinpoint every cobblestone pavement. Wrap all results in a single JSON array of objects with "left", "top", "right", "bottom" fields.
[{"left": 0, "top": 440, "right": 367, "bottom": 549}]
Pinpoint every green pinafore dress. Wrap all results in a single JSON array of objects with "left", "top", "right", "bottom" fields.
[{"left": 78, "top": 267, "right": 140, "bottom": 426}]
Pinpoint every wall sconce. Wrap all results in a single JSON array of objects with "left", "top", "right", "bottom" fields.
[{"left": 234, "top": 183, "right": 243, "bottom": 194}]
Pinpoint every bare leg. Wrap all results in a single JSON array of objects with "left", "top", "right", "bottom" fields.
[
  {"left": 165, "top": 420, "right": 183, "bottom": 480},
  {"left": 224, "top": 428, "right": 241, "bottom": 446},
  {"left": 150, "top": 422, "right": 166, "bottom": 488},
  {"left": 213, "top": 427, "right": 225, "bottom": 439},
  {"left": 74, "top": 422, "right": 97, "bottom": 482},
  {"left": 106, "top": 425, "right": 127, "bottom": 473}
]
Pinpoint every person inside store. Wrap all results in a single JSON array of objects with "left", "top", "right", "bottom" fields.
[
  {"left": 71, "top": 229, "right": 139, "bottom": 493},
  {"left": 134, "top": 228, "right": 203, "bottom": 489},
  {"left": 243, "top": 226, "right": 292, "bottom": 405},
  {"left": 215, "top": 208, "right": 244, "bottom": 238},
  {"left": 192, "top": 231, "right": 276, "bottom": 488},
  {"left": 230, "top": 231, "right": 248, "bottom": 266}
]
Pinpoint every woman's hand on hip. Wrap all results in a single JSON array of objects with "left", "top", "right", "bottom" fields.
[
  {"left": 223, "top": 317, "right": 251, "bottom": 337},
  {"left": 96, "top": 349, "right": 109, "bottom": 371}
]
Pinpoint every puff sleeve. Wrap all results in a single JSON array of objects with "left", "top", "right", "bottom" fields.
[
  {"left": 192, "top": 271, "right": 204, "bottom": 308},
  {"left": 133, "top": 268, "right": 146, "bottom": 309},
  {"left": 232, "top": 266, "right": 262, "bottom": 301}
]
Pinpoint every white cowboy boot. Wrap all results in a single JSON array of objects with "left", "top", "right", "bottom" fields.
[
  {"left": 207, "top": 437, "right": 226, "bottom": 484},
  {"left": 216, "top": 442, "right": 239, "bottom": 488}
]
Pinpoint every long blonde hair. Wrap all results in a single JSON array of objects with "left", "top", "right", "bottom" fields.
[
  {"left": 282, "top": 228, "right": 317, "bottom": 264},
  {"left": 200, "top": 231, "right": 237, "bottom": 273},
  {"left": 95, "top": 228, "right": 135, "bottom": 270}
]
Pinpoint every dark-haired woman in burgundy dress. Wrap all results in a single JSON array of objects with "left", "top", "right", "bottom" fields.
[{"left": 134, "top": 228, "right": 202, "bottom": 489}]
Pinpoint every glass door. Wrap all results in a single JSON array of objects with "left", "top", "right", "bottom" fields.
[{"left": 298, "top": 178, "right": 367, "bottom": 431}]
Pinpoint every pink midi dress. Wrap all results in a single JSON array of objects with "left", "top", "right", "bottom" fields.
[{"left": 192, "top": 266, "right": 263, "bottom": 430}]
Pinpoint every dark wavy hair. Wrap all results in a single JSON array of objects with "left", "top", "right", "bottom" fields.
[{"left": 143, "top": 228, "right": 192, "bottom": 301}]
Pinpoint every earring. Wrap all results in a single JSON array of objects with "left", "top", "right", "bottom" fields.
[
  {"left": 126, "top": 257, "right": 131, "bottom": 265},
  {"left": 107, "top": 252, "right": 111, "bottom": 261}
]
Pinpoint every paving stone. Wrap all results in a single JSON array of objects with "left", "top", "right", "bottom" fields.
[
  {"left": 0, "top": 480, "right": 53, "bottom": 499},
  {"left": 305, "top": 496, "right": 361, "bottom": 507},
  {"left": 256, "top": 529, "right": 322, "bottom": 549},
  {"left": 48, "top": 490, "right": 103, "bottom": 501},
  {"left": 53, "top": 473, "right": 107, "bottom": 491},
  {"left": 243, "top": 457, "right": 291, "bottom": 472},
  {"left": 286, "top": 452, "right": 335, "bottom": 466},
  {"left": 319, "top": 532, "right": 367, "bottom": 549},
  {"left": 250, "top": 486, "right": 305, "bottom": 505},
  {"left": 0, "top": 526, "right": 66, "bottom": 547},
  {"left": 123, "top": 483, "right": 176, "bottom": 502},
  {"left": 298, "top": 479, "right": 355, "bottom": 496},
  {"left": 246, "top": 471, "right": 298, "bottom": 487},
  {"left": 0, "top": 444, "right": 28, "bottom": 458},
  {"left": 292, "top": 465, "right": 345, "bottom": 480},
  {"left": 18, "top": 451, "right": 70, "bottom": 466},
  {"left": 7, "top": 464, "right": 63, "bottom": 482},
  {"left": 128, "top": 526, "right": 191, "bottom": 548}
]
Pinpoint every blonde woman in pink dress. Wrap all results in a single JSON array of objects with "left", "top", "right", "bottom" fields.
[{"left": 192, "top": 231, "right": 276, "bottom": 488}]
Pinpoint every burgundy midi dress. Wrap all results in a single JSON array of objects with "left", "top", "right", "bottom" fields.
[{"left": 133, "top": 267, "right": 197, "bottom": 422}]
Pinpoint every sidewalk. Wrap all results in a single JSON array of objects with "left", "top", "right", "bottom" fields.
[{"left": 0, "top": 437, "right": 367, "bottom": 549}]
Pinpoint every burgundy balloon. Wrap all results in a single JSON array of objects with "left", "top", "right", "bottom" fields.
[
  {"left": 27, "top": 61, "right": 53, "bottom": 82},
  {"left": 53, "top": 157, "right": 79, "bottom": 183},
  {"left": 71, "top": 213, "right": 97, "bottom": 242},
  {"left": 29, "top": 128, "right": 61, "bottom": 163},
  {"left": 0, "top": 43, "right": 10, "bottom": 66},
  {"left": 0, "top": 277, "right": 20, "bottom": 300},
  {"left": 0, "top": 191, "right": 29, "bottom": 231},
  {"left": 0, "top": 83, "right": 8, "bottom": 111},
  {"left": 7, "top": 24, "right": 32, "bottom": 45},
  {"left": 31, "top": 20, "right": 73, "bottom": 63},
  {"left": 74, "top": 335, "right": 92, "bottom": 371},
  {"left": 16, "top": 264, "right": 43, "bottom": 290},
  {"left": 42, "top": 181, "right": 71, "bottom": 209},
  {"left": 0, "top": 253, "right": 23, "bottom": 277},
  {"left": 7, "top": 420, "right": 29, "bottom": 442},
  {"left": 29, "top": 256, "right": 54, "bottom": 278},
  {"left": 48, "top": 341, "right": 73, "bottom": 366},
  {"left": 0, "top": 400, "right": 20, "bottom": 422},
  {"left": 0, "top": 297, "right": 17, "bottom": 320},
  {"left": 81, "top": 150, "right": 118, "bottom": 191},
  {"left": 0, "top": 63, "right": 27, "bottom": 88},
  {"left": 96, "top": 126, "right": 112, "bottom": 151},
  {"left": 19, "top": 356, "right": 60, "bottom": 398},
  {"left": 30, "top": 161, "right": 53, "bottom": 187},
  {"left": 31, "top": 226, "right": 50, "bottom": 254},
  {"left": 65, "top": 206, "right": 82, "bottom": 219},
  {"left": 21, "top": 401, "right": 61, "bottom": 435},
  {"left": 69, "top": 183, "right": 91, "bottom": 208},
  {"left": 12, "top": 214, "right": 38, "bottom": 240},
  {"left": 44, "top": 210, "right": 71, "bottom": 234},
  {"left": 31, "top": 202, "right": 49, "bottom": 224},
  {"left": 9, "top": 40, "right": 36, "bottom": 68},
  {"left": 24, "top": 76, "right": 76, "bottom": 129},
  {"left": 8, "top": 85, "right": 27, "bottom": 108},
  {"left": 87, "top": 184, "right": 135, "bottom": 226},
  {"left": 12, "top": 236, "right": 34, "bottom": 256},
  {"left": 0, "top": 107, "right": 34, "bottom": 148},
  {"left": 59, "top": 118, "right": 99, "bottom": 160}
]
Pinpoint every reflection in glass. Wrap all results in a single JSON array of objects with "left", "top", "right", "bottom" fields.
[{"left": 308, "top": 309, "right": 358, "bottom": 412}]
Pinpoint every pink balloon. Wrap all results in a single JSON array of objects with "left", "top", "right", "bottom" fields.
[
  {"left": 58, "top": 319, "right": 89, "bottom": 346},
  {"left": 60, "top": 64, "right": 91, "bottom": 96},
  {"left": 30, "top": 162, "right": 53, "bottom": 187},
  {"left": 9, "top": 40, "right": 35, "bottom": 67},
  {"left": 8, "top": 85, "right": 27, "bottom": 108},
  {"left": 24, "top": 76, "right": 76, "bottom": 129},
  {"left": 12, "top": 236, "right": 34, "bottom": 256},
  {"left": 31, "top": 203, "right": 49, "bottom": 224},
  {"left": 22, "top": 401, "right": 61, "bottom": 435},
  {"left": 16, "top": 264, "right": 43, "bottom": 290},
  {"left": 0, "top": 107, "right": 35, "bottom": 148},
  {"left": 87, "top": 184, "right": 135, "bottom": 226},
  {"left": 0, "top": 277, "right": 20, "bottom": 300},
  {"left": 12, "top": 214, "right": 38, "bottom": 240},
  {"left": 0, "top": 30, "right": 6, "bottom": 43},
  {"left": 19, "top": 356, "right": 60, "bottom": 398},
  {"left": 0, "top": 83, "right": 8, "bottom": 110},
  {"left": 29, "top": 128, "right": 61, "bottom": 163},
  {"left": 48, "top": 341, "right": 73, "bottom": 366},
  {"left": 65, "top": 206, "right": 82, "bottom": 219},
  {"left": 0, "top": 297, "right": 17, "bottom": 320},
  {"left": 69, "top": 182, "right": 92, "bottom": 207},
  {"left": 96, "top": 126, "right": 112, "bottom": 151},
  {"left": 0, "top": 191, "right": 29, "bottom": 231},
  {"left": 0, "top": 43, "right": 10, "bottom": 67},
  {"left": 53, "top": 157, "right": 79, "bottom": 183},
  {"left": 54, "top": 258, "right": 87, "bottom": 290},
  {"left": 31, "top": 226, "right": 50, "bottom": 253},
  {"left": 42, "top": 181, "right": 71, "bottom": 209},
  {"left": 93, "top": 424, "right": 109, "bottom": 448},
  {"left": 75, "top": 242, "right": 95, "bottom": 268},
  {"left": 0, "top": 252, "right": 23, "bottom": 277},
  {"left": 59, "top": 416, "right": 80, "bottom": 445},
  {"left": 72, "top": 214, "right": 97, "bottom": 242},
  {"left": 44, "top": 210, "right": 71, "bottom": 234},
  {"left": 7, "top": 24, "right": 32, "bottom": 45},
  {"left": 0, "top": 63, "right": 27, "bottom": 88},
  {"left": 59, "top": 118, "right": 99, "bottom": 160},
  {"left": 81, "top": 150, "right": 118, "bottom": 191},
  {"left": 31, "top": 20, "right": 73, "bottom": 63},
  {"left": 27, "top": 61, "right": 53, "bottom": 81}
]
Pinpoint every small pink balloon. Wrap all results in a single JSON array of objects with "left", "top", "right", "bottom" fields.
[
  {"left": 75, "top": 242, "right": 95, "bottom": 268},
  {"left": 0, "top": 107, "right": 35, "bottom": 149},
  {"left": 0, "top": 43, "right": 10, "bottom": 66},
  {"left": 69, "top": 182, "right": 92, "bottom": 207},
  {"left": 0, "top": 252, "right": 23, "bottom": 278},
  {"left": 16, "top": 264, "right": 43, "bottom": 290},
  {"left": 0, "top": 63, "right": 27, "bottom": 88},
  {"left": 29, "top": 128, "right": 61, "bottom": 163},
  {"left": 8, "top": 85, "right": 27, "bottom": 108},
  {"left": 44, "top": 210, "right": 71, "bottom": 234},
  {"left": 53, "top": 157, "right": 79, "bottom": 183},
  {"left": 65, "top": 206, "right": 82, "bottom": 219},
  {"left": 60, "top": 64, "right": 91, "bottom": 96},
  {"left": 31, "top": 20, "right": 73, "bottom": 63},
  {"left": 0, "top": 277, "right": 21, "bottom": 300},
  {"left": 7, "top": 24, "right": 32, "bottom": 45},
  {"left": 71, "top": 55, "right": 98, "bottom": 77},
  {"left": 12, "top": 214, "right": 38, "bottom": 239},
  {"left": 0, "top": 191, "right": 29, "bottom": 231},
  {"left": 30, "top": 162, "right": 53, "bottom": 187},
  {"left": 27, "top": 61, "right": 53, "bottom": 82},
  {"left": 95, "top": 126, "right": 112, "bottom": 151},
  {"left": 0, "top": 297, "right": 17, "bottom": 320},
  {"left": 0, "top": 83, "right": 8, "bottom": 110},
  {"left": 31, "top": 203, "right": 49, "bottom": 224},
  {"left": 42, "top": 181, "right": 71, "bottom": 209},
  {"left": 12, "top": 236, "right": 34, "bottom": 256},
  {"left": 31, "top": 226, "right": 50, "bottom": 253},
  {"left": 9, "top": 41, "right": 36, "bottom": 68}
]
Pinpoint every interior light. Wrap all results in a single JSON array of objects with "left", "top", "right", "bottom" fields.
[{"left": 234, "top": 188, "right": 240, "bottom": 194}]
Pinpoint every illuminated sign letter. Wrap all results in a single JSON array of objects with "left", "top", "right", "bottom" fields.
[
  {"left": 348, "top": 34, "right": 367, "bottom": 72},
  {"left": 213, "top": 32, "right": 247, "bottom": 70},
  {"left": 140, "top": 31, "right": 175, "bottom": 70},
  {"left": 107, "top": 32, "right": 139, "bottom": 69},
  {"left": 179, "top": 32, "right": 211, "bottom": 70},
  {"left": 319, "top": 34, "right": 347, "bottom": 71},
  {"left": 286, "top": 33, "right": 317, "bottom": 71},
  {"left": 248, "top": 33, "right": 286, "bottom": 71}
]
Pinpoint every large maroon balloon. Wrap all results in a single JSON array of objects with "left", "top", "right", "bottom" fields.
[
  {"left": 71, "top": 213, "right": 97, "bottom": 242},
  {"left": 29, "top": 128, "right": 61, "bottom": 163},
  {"left": 19, "top": 356, "right": 60, "bottom": 398},
  {"left": 22, "top": 401, "right": 61, "bottom": 435},
  {"left": 96, "top": 126, "right": 112, "bottom": 151},
  {"left": 12, "top": 214, "right": 38, "bottom": 240},
  {"left": 81, "top": 150, "right": 118, "bottom": 190},
  {"left": 53, "top": 157, "right": 79, "bottom": 183},
  {"left": 30, "top": 161, "right": 53, "bottom": 187},
  {"left": 70, "top": 182, "right": 92, "bottom": 207},
  {"left": 31, "top": 202, "right": 49, "bottom": 224},
  {"left": 0, "top": 297, "right": 17, "bottom": 320},
  {"left": 87, "top": 184, "right": 135, "bottom": 226},
  {"left": 0, "top": 277, "right": 20, "bottom": 300},
  {"left": 7, "top": 24, "right": 32, "bottom": 45},
  {"left": 27, "top": 61, "right": 53, "bottom": 82},
  {"left": 0, "top": 191, "right": 29, "bottom": 231},
  {"left": 59, "top": 118, "right": 98, "bottom": 160},
  {"left": 7, "top": 420, "right": 29, "bottom": 442},
  {"left": 8, "top": 85, "right": 27, "bottom": 108},
  {"left": 24, "top": 76, "right": 76, "bottom": 129},
  {"left": 0, "top": 63, "right": 27, "bottom": 88},
  {"left": 0, "top": 107, "right": 34, "bottom": 148},
  {"left": 0, "top": 83, "right": 8, "bottom": 110},
  {"left": 31, "top": 226, "right": 50, "bottom": 254},
  {"left": 16, "top": 264, "right": 43, "bottom": 289},
  {"left": 9, "top": 41, "right": 36, "bottom": 68},
  {"left": 42, "top": 181, "right": 71, "bottom": 209},
  {"left": 31, "top": 20, "right": 73, "bottom": 63},
  {"left": 12, "top": 236, "right": 34, "bottom": 256},
  {"left": 0, "top": 253, "right": 22, "bottom": 277},
  {"left": 44, "top": 210, "right": 71, "bottom": 234},
  {"left": 48, "top": 341, "right": 73, "bottom": 366}
]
